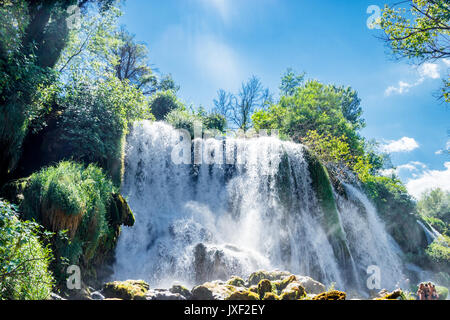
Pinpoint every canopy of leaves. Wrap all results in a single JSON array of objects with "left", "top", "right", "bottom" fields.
[
  {"left": 252, "top": 79, "right": 365, "bottom": 156},
  {"left": 380, "top": 0, "right": 450, "bottom": 101}
]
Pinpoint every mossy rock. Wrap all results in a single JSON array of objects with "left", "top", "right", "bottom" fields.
[
  {"left": 169, "top": 285, "right": 192, "bottom": 299},
  {"left": 248, "top": 285, "right": 258, "bottom": 294},
  {"left": 257, "top": 279, "right": 274, "bottom": 299},
  {"left": 374, "top": 289, "right": 403, "bottom": 300},
  {"left": 108, "top": 193, "right": 135, "bottom": 227},
  {"left": 280, "top": 289, "right": 302, "bottom": 300},
  {"left": 191, "top": 281, "right": 237, "bottom": 300},
  {"left": 226, "top": 290, "right": 259, "bottom": 300},
  {"left": 282, "top": 282, "right": 306, "bottom": 299},
  {"left": 263, "top": 292, "right": 279, "bottom": 300},
  {"left": 312, "top": 290, "right": 346, "bottom": 300},
  {"left": 248, "top": 270, "right": 291, "bottom": 286},
  {"left": 102, "top": 280, "right": 149, "bottom": 300},
  {"left": 274, "top": 275, "right": 297, "bottom": 293},
  {"left": 227, "top": 276, "right": 246, "bottom": 288}
]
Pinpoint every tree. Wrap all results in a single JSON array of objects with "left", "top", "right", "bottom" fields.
[
  {"left": 380, "top": 0, "right": 450, "bottom": 101},
  {"left": 252, "top": 79, "right": 364, "bottom": 156},
  {"left": 150, "top": 90, "right": 184, "bottom": 120},
  {"left": 112, "top": 28, "right": 157, "bottom": 95},
  {"left": 418, "top": 188, "right": 450, "bottom": 235},
  {"left": 0, "top": 0, "right": 115, "bottom": 185},
  {"left": 280, "top": 68, "right": 305, "bottom": 96},
  {"left": 214, "top": 76, "right": 271, "bottom": 131}
]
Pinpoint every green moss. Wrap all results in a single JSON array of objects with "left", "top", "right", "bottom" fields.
[
  {"left": 304, "top": 149, "right": 352, "bottom": 278},
  {"left": 227, "top": 276, "right": 246, "bottom": 287},
  {"left": 257, "top": 279, "right": 274, "bottom": 299},
  {"left": 312, "top": 290, "right": 346, "bottom": 300},
  {"left": 102, "top": 280, "right": 149, "bottom": 300},
  {"left": 263, "top": 292, "right": 279, "bottom": 300},
  {"left": 226, "top": 290, "right": 259, "bottom": 300},
  {"left": 374, "top": 289, "right": 403, "bottom": 300},
  {"left": 274, "top": 275, "right": 297, "bottom": 293}
]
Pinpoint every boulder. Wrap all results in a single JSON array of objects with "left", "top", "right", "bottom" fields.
[
  {"left": 296, "top": 275, "right": 326, "bottom": 294},
  {"left": 257, "top": 279, "right": 274, "bottom": 299},
  {"left": 227, "top": 276, "right": 246, "bottom": 288},
  {"left": 262, "top": 292, "right": 279, "bottom": 300},
  {"left": 248, "top": 270, "right": 292, "bottom": 286},
  {"left": 146, "top": 289, "right": 186, "bottom": 300},
  {"left": 102, "top": 280, "right": 149, "bottom": 300},
  {"left": 312, "top": 290, "right": 346, "bottom": 300},
  {"left": 226, "top": 290, "right": 259, "bottom": 300},
  {"left": 191, "top": 281, "right": 237, "bottom": 300},
  {"left": 169, "top": 284, "right": 192, "bottom": 299}
]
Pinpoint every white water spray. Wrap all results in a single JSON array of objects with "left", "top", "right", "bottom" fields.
[{"left": 113, "top": 121, "right": 404, "bottom": 291}]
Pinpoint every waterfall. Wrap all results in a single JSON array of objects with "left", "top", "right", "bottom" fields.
[{"left": 113, "top": 121, "right": 405, "bottom": 292}]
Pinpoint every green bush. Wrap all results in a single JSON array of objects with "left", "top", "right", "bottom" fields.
[
  {"left": 20, "top": 161, "right": 118, "bottom": 282},
  {"left": 165, "top": 108, "right": 226, "bottom": 138},
  {"left": 426, "top": 235, "right": 450, "bottom": 273},
  {"left": 0, "top": 200, "right": 54, "bottom": 300},
  {"left": 150, "top": 90, "right": 184, "bottom": 120}
]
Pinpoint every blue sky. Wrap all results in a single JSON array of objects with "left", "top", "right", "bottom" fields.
[{"left": 119, "top": 0, "right": 449, "bottom": 198}]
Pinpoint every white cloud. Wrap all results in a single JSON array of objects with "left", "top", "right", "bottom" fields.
[
  {"left": 379, "top": 161, "right": 427, "bottom": 177},
  {"left": 443, "top": 58, "right": 450, "bottom": 67},
  {"left": 435, "top": 140, "right": 450, "bottom": 155},
  {"left": 385, "top": 63, "right": 441, "bottom": 96},
  {"left": 406, "top": 162, "right": 450, "bottom": 199},
  {"left": 380, "top": 137, "right": 419, "bottom": 153},
  {"left": 419, "top": 63, "right": 440, "bottom": 79},
  {"left": 385, "top": 81, "right": 415, "bottom": 96}
]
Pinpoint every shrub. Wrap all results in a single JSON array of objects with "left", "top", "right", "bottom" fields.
[
  {"left": 0, "top": 200, "right": 54, "bottom": 300},
  {"left": 150, "top": 90, "right": 184, "bottom": 120},
  {"left": 20, "top": 161, "right": 119, "bottom": 282},
  {"left": 426, "top": 235, "right": 450, "bottom": 273}
]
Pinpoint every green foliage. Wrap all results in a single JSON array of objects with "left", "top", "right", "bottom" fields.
[
  {"left": 380, "top": 0, "right": 450, "bottom": 63},
  {"left": 165, "top": 108, "right": 227, "bottom": 138},
  {"left": 0, "top": 200, "right": 54, "bottom": 300},
  {"left": 418, "top": 188, "right": 450, "bottom": 236},
  {"left": 301, "top": 130, "right": 372, "bottom": 181},
  {"left": 252, "top": 80, "right": 364, "bottom": 157},
  {"left": 150, "top": 90, "right": 184, "bottom": 121},
  {"left": 20, "top": 161, "right": 118, "bottom": 282},
  {"left": 44, "top": 75, "right": 152, "bottom": 185},
  {"left": 426, "top": 235, "right": 450, "bottom": 269},
  {"left": 279, "top": 68, "right": 305, "bottom": 96},
  {"left": 380, "top": 0, "right": 450, "bottom": 102}
]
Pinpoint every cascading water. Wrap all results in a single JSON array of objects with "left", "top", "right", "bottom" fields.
[{"left": 113, "top": 121, "right": 405, "bottom": 292}]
